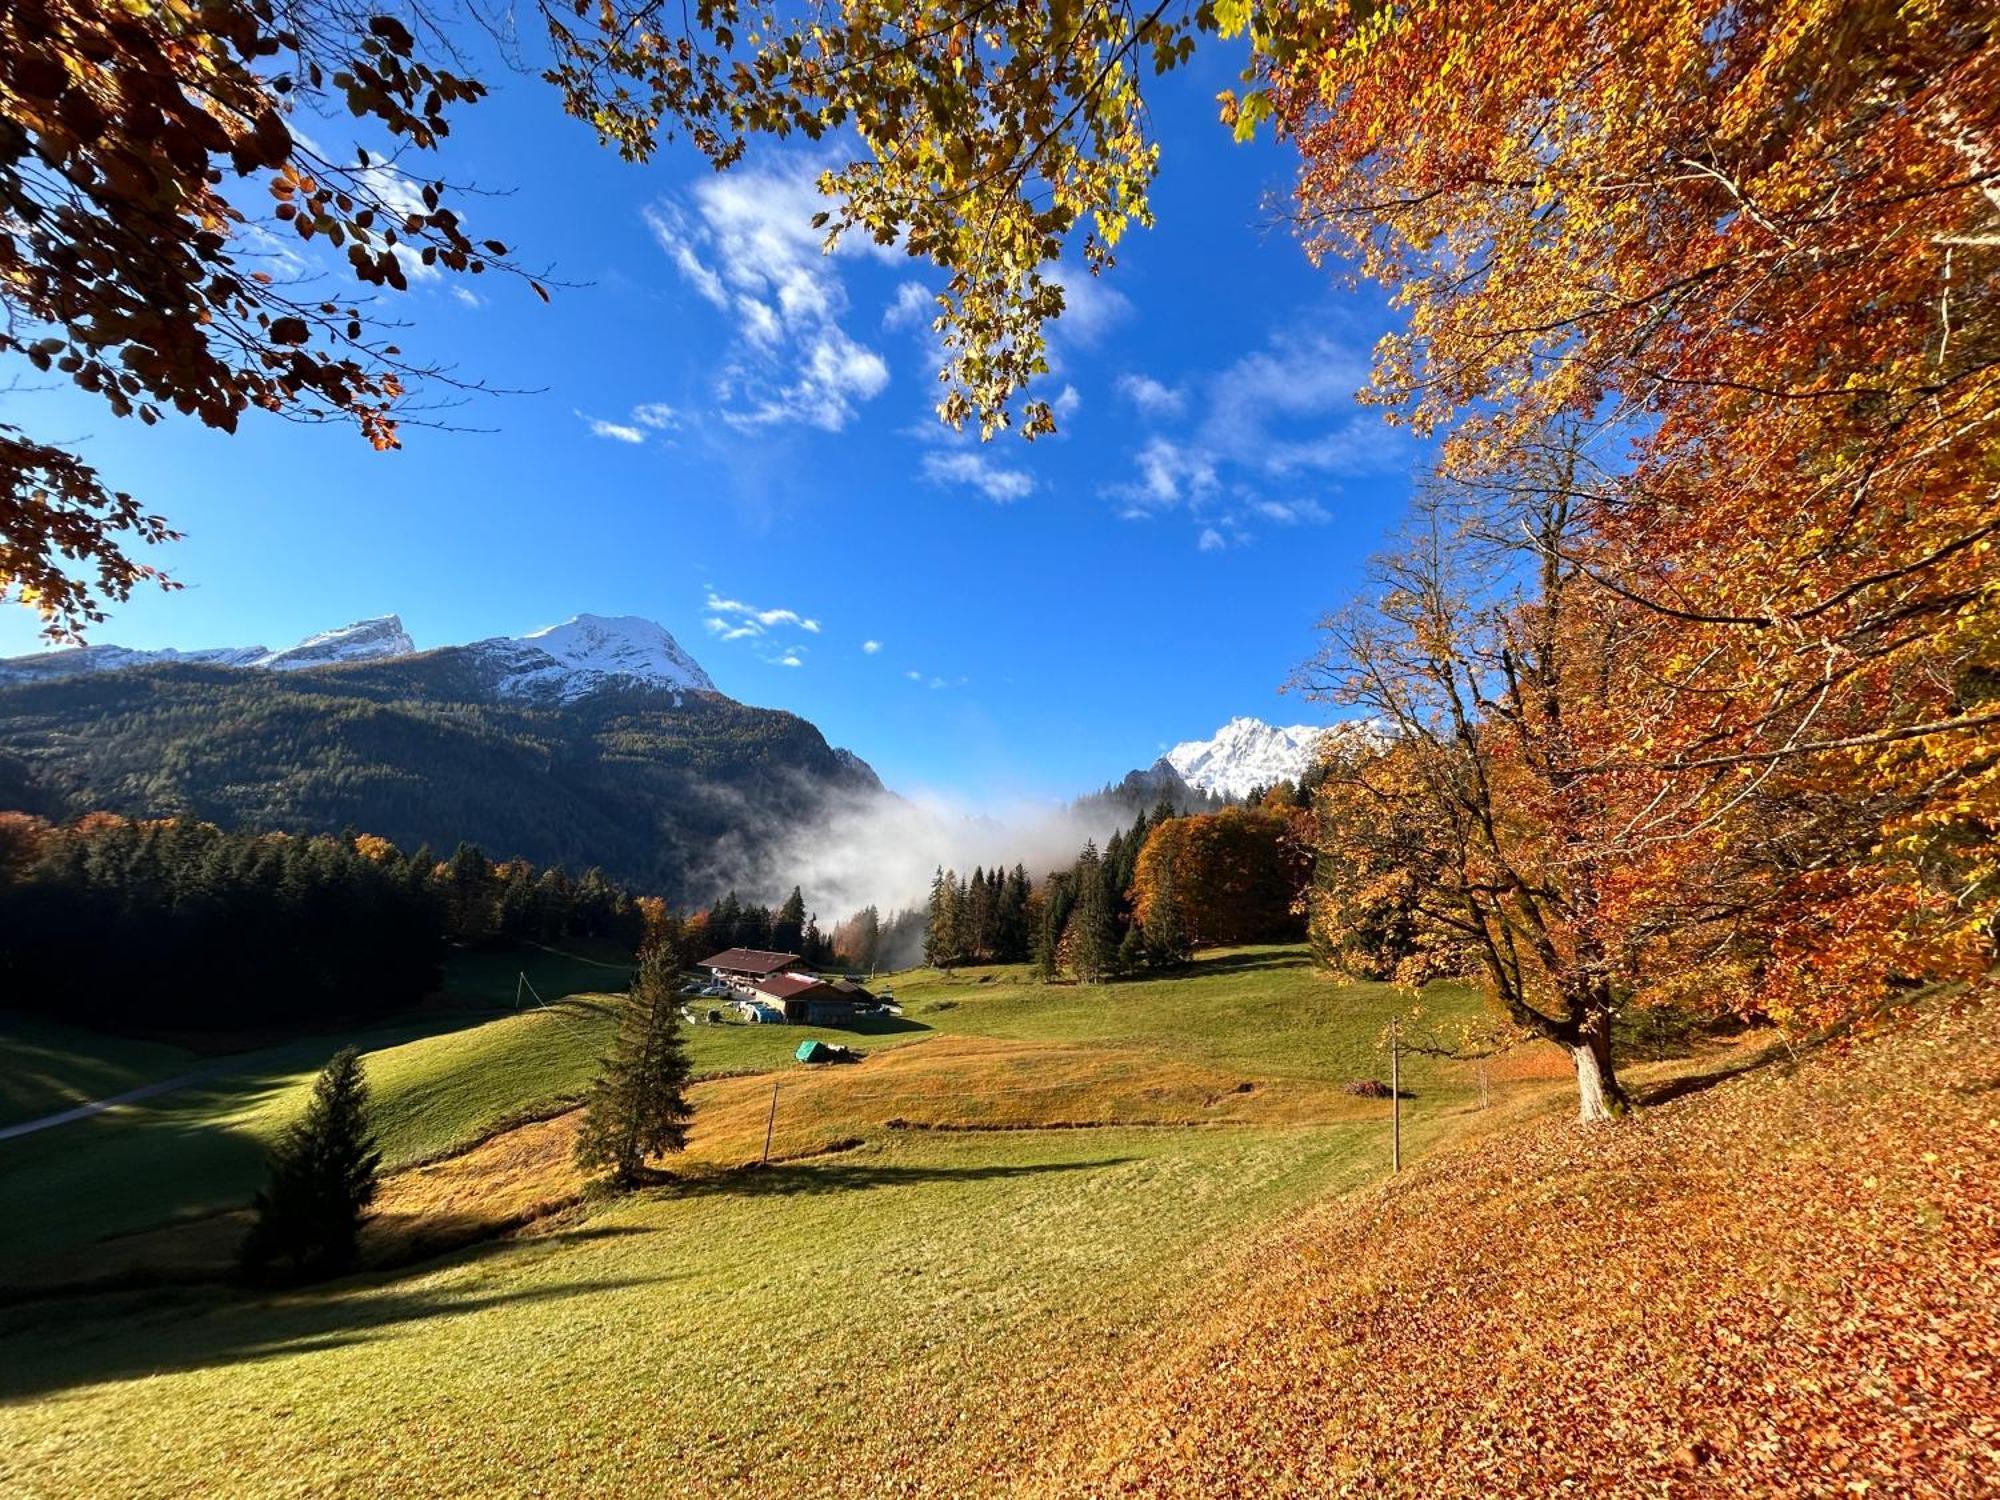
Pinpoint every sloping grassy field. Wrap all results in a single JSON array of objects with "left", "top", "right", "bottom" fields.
[
  {"left": 0, "top": 948, "right": 932, "bottom": 1270},
  {"left": 0, "top": 945, "right": 1584, "bottom": 1497},
  {"left": 0, "top": 1017, "right": 200, "bottom": 1129}
]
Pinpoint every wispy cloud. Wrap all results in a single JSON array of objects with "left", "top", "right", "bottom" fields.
[
  {"left": 706, "top": 591, "right": 822, "bottom": 634},
  {"left": 645, "top": 160, "right": 896, "bottom": 433},
  {"left": 704, "top": 589, "right": 824, "bottom": 667},
  {"left": 631, "top": 403, "right": 679, "bottom": 430},
  {"left": 1052, "top": 383, "right": 1082, "bottom": 422},
  {"left": 1103, "top": 330, "right": 1406, "bottom": 550},
  {"left": 922, "top": 450, "right": 1035, "bottom": 503},
  {"left": 1048, "top": 267, "right": 1132, "bottom": 348},
  {"left": 578, "top": 411, "right": 646, "bottom": 444},
  {"left": 862, "top": 640, "right": 883, "bottom": 655},
  {"left": 451, "top": 285, "right": 483, "bottom": 309},
  {"left": 1115, "top": 373, "right": 1186, "bottom": 419},
  {"left": 882, "top": 281, "right": 934, "bottom": 331}
]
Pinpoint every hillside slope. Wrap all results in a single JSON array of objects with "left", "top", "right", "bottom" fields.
[
  {"left": 0, "top": 652, "right": 878, "bottom": 898},
  {"left": 1057, "top": 990, "right": 1999, "bottom": 1498}
]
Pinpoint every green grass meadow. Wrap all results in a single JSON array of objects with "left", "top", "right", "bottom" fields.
[{"left": 0, "top": 944, "right": 1505, "bottom": 1496}]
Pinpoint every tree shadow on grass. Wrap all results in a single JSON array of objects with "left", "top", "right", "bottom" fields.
[
  {"left": 668, "top": 1154, "right": 1137, "bottom": 1202},
  {"left": 1174, "top": 950, "right": 1312, "bottom": 980},
  {"left": 0, "top": 1224, "right": 665, "bottom": 1401},
  {"left": 840, "top": 1014, "right": 933, "bottom": 1037},
  {"left": 1632, "top": 1040, "right": 1792, "bottom": 1109}
]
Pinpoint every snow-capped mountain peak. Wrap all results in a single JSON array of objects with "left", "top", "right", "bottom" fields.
[
  {"left": 478, "top": 614, "right": 716, "bottom": 701},
  {"left": 1164, "top": 716, "right": 1324, "bottom": 800},
  {"left": 0, "top": 612, "right": 718, "bottom": 704},
  {"left": 254, "top": 615, "right": 414, "bottom": 671}
]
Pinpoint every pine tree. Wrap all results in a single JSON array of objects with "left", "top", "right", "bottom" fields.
[
  {"left": 775, "top": 885, "right": 807, "bottom": 952},
  {"left": 239, "top": 1046, "right": 381, "bottom": 1280},
  {"left": 1034, "top": 869, "right": 1073, "bottom": 980},
  {"left": 1116, "top": 920, "right": 1147, "bottom": 976},
  {"left": 923, "top": 866, "right": 948, "bottom": 968},
  {"left": 1146, "top": 852, "right": 1192, "bottom": 969},
  {"left": 1068, "top": 840, "right": 1117, "bottom": 983},
  {"left": 575, "top": 939, "right": 696, "bottom": 1189}
]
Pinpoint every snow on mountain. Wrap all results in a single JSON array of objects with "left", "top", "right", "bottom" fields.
[
  {"left": 0, "top": 612, "right": 718, "bottom": 703},
  {"left": 1164, "top": 717, "right": 1325, "bottom": 800},
  {"left": 254, "top": 615, "right": 415, "bottom": 671},
  {"left": 471, "top": 615, "right": 716, "bottom": 702},
  {"left": 0, "top": 642, "right": 269, "bottom": 688}
]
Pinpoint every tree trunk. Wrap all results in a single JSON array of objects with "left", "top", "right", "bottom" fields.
[{"left": 1570, "top": 1009, "right": 1629, "bottom": 1123}]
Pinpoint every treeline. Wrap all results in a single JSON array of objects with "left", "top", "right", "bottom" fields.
[
  {"left": 831, "top": 904, "right": 928, "bottom": 975},
  {"left": 909, "top": 795, "right": 1312, "bottom": 984},
  {"left": 0, "top": 812, "right": 661, "bottom": 1032},
  {"left": 684, "top": 886, "right": 835, "bottom": 968}
]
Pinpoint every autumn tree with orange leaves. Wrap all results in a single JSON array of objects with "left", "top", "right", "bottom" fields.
[
  {"left": 1, "top": 0, "right": 538, "bottom": 640},
  {"left": 1283, "top": 0, "right": 1996, "bottom": 1091}
]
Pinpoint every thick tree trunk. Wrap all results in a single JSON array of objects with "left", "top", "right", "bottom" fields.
[{"left": 1570, "top": 1008, "right": 1629, "bottom": 1123}]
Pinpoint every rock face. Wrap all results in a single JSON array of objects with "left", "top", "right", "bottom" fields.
[{"left": 1164, "top": 717, "right": 1324, "bottom": 800}]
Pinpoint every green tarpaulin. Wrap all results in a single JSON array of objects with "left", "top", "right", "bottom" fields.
[{"left": 795, "top": 1038, "right": 836, "bottom": 1063}]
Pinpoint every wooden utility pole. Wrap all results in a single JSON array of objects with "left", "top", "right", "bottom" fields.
[
  {"left": 761, "top": 1081, "right": 779, "bottom": 1165},
  {"left": 1390, "top": 1016, "right": 1402, "bottom": 1174}
]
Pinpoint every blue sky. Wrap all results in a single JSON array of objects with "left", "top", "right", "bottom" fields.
[{"left": 0, "top": 43, "right": 1422, "bottom": 801}]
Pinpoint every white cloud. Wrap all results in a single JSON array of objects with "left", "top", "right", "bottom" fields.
[
  {"left": 883, "top": 281, "right": 934, "bottom": 331},
  {"left": 631, "top": 403, "right": 679, "bottom": 430},
  {"left": 356, "top": 163, "right": 442, "bottom": 284},
  {"left": 451, "top": 286, "right": 483, "bottom": 309},
  {"left": 578, "top": 411, "right": 646, "bottom": 444},
  {"left": 704, "top": 591, "right": 822, "bottom": 641},
  {"left": 1048, "top": 267, "right": 1132, "bottom": 347},
  {"left": 1126, "top": 438, "right": 1219, "bottom": 510},
  {"left": 646, "top": 161, "right": 898, "bottom": 432},
  {"left": 642, "top": 202, "right": 728, "bottom": 308},
  {"left": 922, "top": 450, "right": 1036, "bottom": 503},
  {"left": 905, "top": 669, "right": 922, "bottom": 681},
  {"left": 1102, "top": 330, "right": 1402, "bottom": 550},
  {"left": 862, "top": 640, "right": 883, "bottom": 654},
  {"left": 1115, "top": 373, "right": 1187, "bottom": 419},
  {"left": 1250, "top": 497, "right": 1332, "bottom": 525},
  {"left": 777, "top": 652, "right": 805, "bottom": 668},
  {"left": 1052, "top": 383, "right": 1082, "bottom": 422}
]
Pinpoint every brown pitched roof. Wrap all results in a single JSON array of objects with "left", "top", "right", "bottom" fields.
[
  {"left": 700, "top": 948, "right": 801, "bottom": 976},
  {"left": 755, "top": 973, "right": 830, "bottom": 1001}
]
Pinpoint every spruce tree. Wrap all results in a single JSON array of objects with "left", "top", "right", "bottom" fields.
[
  {"left": 576, "top": 939, "right": 696, "bottom": 1189},
  {"left": 1116, "top": 920, "right": 1147, "bottom": 976},
  {"left": 1069, "top": 841, "right": 1117, "bottom": 983},
  {"left": 775, "top": 885, "right": 807, "bottom": 951},
  {"left": 239, "top": 1046, "right": 381, "bottom": 1280},
  {"left": 1146, "top": 854, "right": 1193, "bottom": 968}
]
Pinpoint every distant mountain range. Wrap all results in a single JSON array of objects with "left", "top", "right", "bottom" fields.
[
  {"left": 0, "top": 612, "right": 718, "bottom": 702},
  {"left": 0, "top": 615, "right": 874, "bottom": 900}
]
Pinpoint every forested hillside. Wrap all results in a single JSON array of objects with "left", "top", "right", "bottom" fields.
[{"left": 0, "top": 653, "right": 880, "bottom": 900}]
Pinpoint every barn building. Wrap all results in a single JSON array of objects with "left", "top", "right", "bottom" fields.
[
  {"left": 752, "top": 973, "right": 862, "bottom": 1027},
  {"left": 699, "top": 948, "right": 802, "bottom": 991}
]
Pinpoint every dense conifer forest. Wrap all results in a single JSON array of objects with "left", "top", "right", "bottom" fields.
[{"left": 0, "top": 655, "right": 878, "bottom": 900}]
